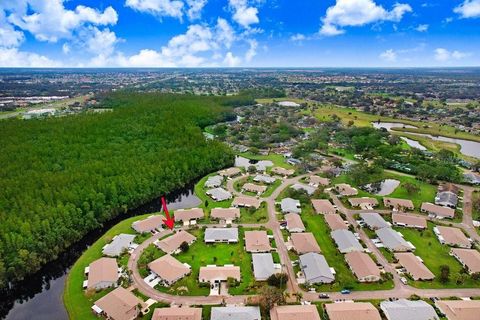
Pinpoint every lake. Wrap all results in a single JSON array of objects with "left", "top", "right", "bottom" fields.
[
  {"left": 1, "top": 183, "right": 200, "bottom": 320},
  {"left": 362, "top": 179, "right": 400, "bottom": 196},
  {"left": 372, "top": 121, "right": 480, "bottom": 158}
]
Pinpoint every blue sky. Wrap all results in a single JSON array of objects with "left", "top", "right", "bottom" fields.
[{"left": 0, "top": 0, "right": 479, "bottom": 67}]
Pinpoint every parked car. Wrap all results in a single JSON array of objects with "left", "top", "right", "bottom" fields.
[
  {"left": 400, "top": 277, "right": 408, "bottom": 285},
  {"left": 340, "top": 289, "right": 351, "bottom": 294},
  {"left": 319, "top": 293, "right": 330, "bottom": 299}
]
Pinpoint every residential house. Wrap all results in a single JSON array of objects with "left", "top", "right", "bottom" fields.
[
  {"left": 334, "top": 184, "right": 358, "bottom": 197},
  {"left": 252, "top": 253, "right": 276, "bottom": 281},
  {"left": 380, "top": 299, "right": 439, "bottom": 320},
  {"left": 148, "top": 255, "right": 191, "bottom": 286},
  {"left": 270, "top": 305, "right": 321, "bottom": 320},
  {"left": 308, "top": 175, "right": 330, "bottom": 188},
  {"left": 85, "top": 257, "right": 119, "bottom": 290},
  {"left": 464, "top": 172, "right": 480, "bottom": 185},
  {"left": 435, "top": 184, "right": 459, "bottom": 208},
  {"left": 205, "top": 175, "right": 223, "bottom": 188},
  {"left": 174, "top": 208, "right": 204, "bottom": 225},
  {"left": 281, "top": 198, "right": 301, "bottom": 214},
  {"left": 151, "top": 307, "right": 202, "bottom": 320},
  {"left": 132, "top": 215, "right": 163, "bottom": 234},
  {"left": 395, "top": 253, "right": 434, "bottom": 281},
  {"left": 331, "top": 229, "right": 363, "bottom": 253},
  {"left": 360, "top": 212, "right": 390, "bottom": 230},
  {"left": 345, "top": 251, "right": 381, "bottom": 282},
  {"left": 383, "top": 198, "right": 415, "bottom": 211},
  {"left": 245, "top": 231, "right": 271, "bottom": 252},
  {"left": 199, "top": 265, "right": 241, "bottom": 283},
  {"left": 102, "top": 234, "right": 136, "bottom": 257},
  {"left": 434, "top": 226, "right": 471, "bottom": 248},
  {"left": 211, "top": 307, "right": 261, "bottom": 320},
  {"left": 291, "top": 233, "right": 321, "bottom": 254},
  {"left": 285, "top": 213, "right": 306, "bottom": 232},
  {"left": 311, "top": 199, "right": 336, "bottom": 214},
  {"left": 92, "top": 287, "right": 147, "bottom": 320},
  {"left": 299, "top": 252, "right": 335, "bottom": 284},
  {"left": 421, "top": 202, "right": 455, "bottom": 219},
  {"left": 206, "top": 188, "right": 233, "bottom": 202},
  {"left": 232, "top": 196, "right": 261, "bottom": 209},
  {"left": 376, "top": 228, "right": 415, "bottom": 252},
  {"left": 219, "top": 167, "right": 241, "bottom": 178},
  {"left": 253, "top": 174, "right": 276, "bottom": 184},
  {"left": 392, "top": 213, "right": 427, "bottom": 229},
  {"left": 435, "top": 299, "right": 480, "bottom": 320},
  {"left": 291, "top": 183, "right": 316, "bottom": 195},
  {"left": 324, "top": 214, "right": 348, "bottom": 231},
  {"left": 450, "top": 248, "right": 480, "bottom": 274},
  {"left": 271, "top": 167, "right": 295, "bottom": 177},
  {"left": 204, "top": 228, "right": 239, "bottom": 243},
  {"left": 348, "top": 197, "right": 379, "bottom": 209},
  {"left": 210, "top": 208, "right": 240, "bottom": 223},
  {"left": 155, "top": 231, "right": 196, "bottom": 254},
  {"left": 325, "top": 302, "right": 381, "bottom": 320},
  {"left": 242, "top": 183, "right": 267, "bottom": 195}
]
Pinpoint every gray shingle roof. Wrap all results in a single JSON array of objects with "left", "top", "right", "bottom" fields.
[
  {"left": 206, "top": 187, "right": 232, "bottom": 201},
  {"left": 211, "top": 307, "right": 261, "bottom": 320},
  {"left": 360, "top": 212, "right": 390, "bottom": 230},
  {"left": 380, "top": 299, "right": 439, "bottom": 320},
  {"left": 252, "top": 253, "right": 275, "bottom": 280},
  {"left": 299, "top": 252, "right": 334, "bottom": 284},
  {"left": 204, "top": 228, "right": 238, "bottom": 242},
  {"left": 435, "top": 191, "right": 458, "bottom": 207},
  {"left": 205, "top": 175, "right": 223, "bottom": 188},
  {"left": 376, "top": 228, "right": 413, "bottom": 252},
  {"left": 102, "top": 234, "right": 136, "bottom": 257},
  {"left": 281, "top": 197, "right": 301, "bottom": 214},
  {"left": 291, "top": 183, "right": 316, "bottom": 195},
  {"left": 331, "top": 229, "right": 363, "bottom": 253}
]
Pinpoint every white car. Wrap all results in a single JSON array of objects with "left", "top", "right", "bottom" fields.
[{"left": 400, "top": 277, "right": 408, "bottom": 285}]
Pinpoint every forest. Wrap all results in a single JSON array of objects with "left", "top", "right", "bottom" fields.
[{"left": 0, "top": 92, "right": 241, "bottom": 287}]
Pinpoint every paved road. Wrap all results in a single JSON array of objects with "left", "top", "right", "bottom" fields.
[{"left": 127, "top": 168, "right": 480, "bottom": 305}]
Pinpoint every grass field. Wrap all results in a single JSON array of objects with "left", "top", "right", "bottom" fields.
[
  {"left": 396, "top": 223, "right": 480, "bottom": 289},
  {"left": 155, "top": 227, "right": 260, "bottom": 296},
  {"left": 239, "top": 152, "right": 295, "bottom": 169},
  {"left": 300, "top": 204, "right": 394, "bottom": 292},
  {"left": 63, "top": 214, "right": 151, "bottom": 320},
  {"left": 238, "top": 202, "right": 269, "bottom": 223}
]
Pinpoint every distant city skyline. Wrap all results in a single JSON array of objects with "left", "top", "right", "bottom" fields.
[{"left": 0, "top": 0, "right": 479, "bottom": 67}]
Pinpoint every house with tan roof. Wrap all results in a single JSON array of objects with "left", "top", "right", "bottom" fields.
[
  {"left": 199, "top": 265, "right": 241, "bottom": 283},
  {"left": 334, "top": 183, "right": 358, "bottom": 197},
  {"left": 173, "top": 208, "right": 204, "bottom": 225},
  {"left": 232, "top": 196, "right": 261, "bottom": 209},
  {"left": 348, "top": 197, "right": 379, "bottom": 209},
  {"left": 290, "top": 232, "right": 321, "bottom": 254},
  {"left": 435, "top": 299, "right": 480, "bottom": 320},
  {"left": 421, "top": 202, "right": 455, "bottom": 219},
  {"left": 148, "top": 255, "right": 191, "bottom": 285},
  {"left": 132, "top": 215, "right": 163, "bottom": 233},
  {"left": 395, "top": 252, "right": 434, "bottom": 281},
  {"left": 151, "top": 307, "right": 202, "bottom": 320},
  {"left": 434, "top": 226, "right": 471, "bottom": 248},
  {"left": 219, "top": 167, "right": 241, "bottom": 178},
  {"left": 311, "top": 199, "right": 336, "bottom": 214},
  {"left": 93, "top": 287, "right": 147, "bottom": 320},
  {"left": 270, "top": 305, "right": 321, "bottom": 320},
  {"left": 324, "top": 214, "right": 348, "bottom": 231},
  {"left": 325, "top": 302, "right": 381, "bottom": 320},
  {"left": 85, "top": 257, "right": 119, "bottom": 290},
  {"left": 308, "top": 175, "right": 330, "bottom": 188},
  {"left": 285, "top": 213, "right": 305, "bottom": 232},
  {"left": 155, "top": 231, "right": 196, "bottom": 254},
  {"left": 245, "top": 230, "right": 271, "bottom": 252},
  {"left": 392, "top": 213, "right": 427, "bottom": 229},
  {"left": 383, "top": 198, "right": 414, "bottom": 211},
  {"left": 345, "top": 251, "right": 381, "bottom": 282},
  {"left": 450, "top": 248, "right": 480, "bottom": 274},
  {"left": 271, "top": 167, "right": 295, "bottom": 177},
  {"left": 242, "top": 183, "right": 267, "bottom": 195},
  {"left": 210, "top": 207, "right": 240, "bottom": 223}
]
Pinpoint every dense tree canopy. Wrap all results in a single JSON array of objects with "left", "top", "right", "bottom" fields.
[{"left": 0, "top": 93, "right": 236, "bottom": 287}]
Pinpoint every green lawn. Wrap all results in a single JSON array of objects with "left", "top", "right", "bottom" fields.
[
  {"left": 63, "top": 214, "right": 152, "bottom": 320},
  {"left": 238, "top": 202, "right": 269, "bottom": 224},
  {"left": 396, "top": 223, "right": 480, "bottom": 289},
  {"left": 300, "top": 204, "right": 394, "bottom": 292},
  {"left": 194, "top": 174, "right": 233, "bottom": 220},
  {"left": 472, "top": 191, "right": 480, "bottom": 221},
  {"left": 155, "top": 227, "right": 261, "bottom": 296},
  {"left": 239, "top": 152, "right": 294, "bottom": 169}
]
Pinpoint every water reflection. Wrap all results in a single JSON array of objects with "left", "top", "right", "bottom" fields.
[{"left": 362, "top": 179, "right": 400, "bottom": 196}]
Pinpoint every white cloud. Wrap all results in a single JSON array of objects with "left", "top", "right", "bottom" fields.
[
  {"left": 319, "top": 0, "right": 412, "bottom": 36},
  {"left": 186, "top": 0, "right": 208, "bottom": 20},
  {"left": 415, "top": 24, "right": 429, "bottom": 32},
  {"left": 229, "top": 0, "right": 259, "bottom": 28},
  {"left": 0, "top": 47, "right": 60, "bottom": 67},
  {"left": 84, "top": 27, "right": 119, "bottom": 56},
  {"left": 223, "top": 51, "right": 241, "bottom": 66},
  {"left": 6, "top": 1, "right": 117, "bottom": 42},
  {"left": 434, "top": 48, "right": 471, "bottom": 62},
  {"left": 454, "top": 0, "right": 480, "bottom": 18},
  {"left": 216, "top": 18, "right": 235, "bottom": 49},
  {"left": 290, "top": 33, "right": 306, "bottom": 41},
  {"left": 62, "top": 43, "right": 70, "bottom": 54},
  {"left": 125, "top": 0, "right": 184, "bottom": 19},
  {"left": 245, "top": 39, "right": 257, "bottom": 61},
  {"left": 380, "top": 49, "right": 397, "bottom": 62}
]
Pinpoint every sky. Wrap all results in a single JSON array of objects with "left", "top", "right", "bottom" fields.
[{"left": 0, "top": 0, "right": 479, "bottom": 68}]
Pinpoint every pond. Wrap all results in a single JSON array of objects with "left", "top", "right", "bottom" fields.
[
  {"left": 372, "top": 121, "right": 480, "bottom": 158},
  {"left": 1, "top": 183, "right": 200, "bottom": 320},
  {"left": 362, "top": 179, "right": 401, "bottom": 196}
]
